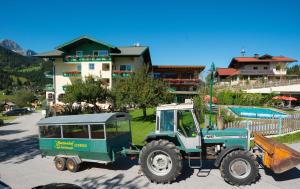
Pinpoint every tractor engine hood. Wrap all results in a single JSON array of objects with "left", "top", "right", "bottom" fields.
[{"left": 201, "top": 128, "right": 248, "bottom": 138}]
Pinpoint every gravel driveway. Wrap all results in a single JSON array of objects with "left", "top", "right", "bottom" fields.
[{"left": 1, "top": 113, "right": 300, "bottom": 189}]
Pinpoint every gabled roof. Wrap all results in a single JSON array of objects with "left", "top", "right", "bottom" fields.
[
  {"left": 110, "top": 46, "right": 149, "bottom": 56},
  {"left": 233, "top": 56, "right": 296, "bottom": 63},
  {"left": 37, "top": 112, "right": 130, "bottom": 125},
  {"left": 35, "top": 49, "right": 63, "bottom": 57},
  {"left": 216, "top": 68, "right": 239, "bottom": 76},
  {"left": 229, "top": 54, "right": 297, "bottom": 68},
  {"left": 55, "top": 35, "right": 117, "bottom": 50}
]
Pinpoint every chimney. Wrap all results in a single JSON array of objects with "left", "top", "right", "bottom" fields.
[{"left": 254, "top": 54, "right": 259, "bottom": 58}]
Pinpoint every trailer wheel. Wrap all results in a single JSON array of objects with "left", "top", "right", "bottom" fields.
[
  {"left": 140, "top": 139, "right": 182, "bottom": 183},
  {"left": 66, "top": 158, "right": 80, "bottom": 173},
  {"left": 220, "top": 150, "right": 259, "bottom": 186},
  {"left": 54, "top": 157, "right": 66, "bottom": 171}
]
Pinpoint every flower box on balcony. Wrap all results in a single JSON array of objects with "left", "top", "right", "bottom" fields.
[{"left": 63, "top": 71, "right": 81, "bottom": 77}]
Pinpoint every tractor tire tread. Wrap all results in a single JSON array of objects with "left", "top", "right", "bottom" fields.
[
  {"left": 220, "top": 150, "right": 259, "bottom": 186},
  {"left": 140, "top": 139, "right": 182, "bottom": 184}
]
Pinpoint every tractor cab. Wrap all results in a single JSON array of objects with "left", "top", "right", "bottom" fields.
[{"left": 155, "top": 103, "right": 201, "bottom": 151}]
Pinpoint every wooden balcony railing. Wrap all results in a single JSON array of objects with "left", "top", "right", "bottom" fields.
[
  {"left": 112, "top": 70, "right": 135, "bottom": 78},
  {"left": 162, "top": 78, "right": 200, "bottom": 84},
  {"left": 64, "top": 55, "right": 111, "bottom": 62},
  {"left": 63, "top": 71, "right": 81, "bottom": 77}
]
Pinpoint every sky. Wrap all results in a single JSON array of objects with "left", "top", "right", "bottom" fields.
[{"left": 1, "top": 0, "right": 300, "bottom": 77}]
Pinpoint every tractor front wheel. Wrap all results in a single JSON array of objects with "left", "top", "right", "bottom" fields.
[
  {"left": 140, "top": 140, "right": 182, "bottom": 184},
  {"left": 220, "top": 150, "right": 259, "bottom": 186}
]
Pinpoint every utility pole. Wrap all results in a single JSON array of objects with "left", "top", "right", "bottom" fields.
[{"left": 209, "top": 62, "right": 216, "bottom": 128}]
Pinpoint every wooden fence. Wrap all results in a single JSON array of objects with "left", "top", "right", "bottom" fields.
[{"left": 223, "top": 117, "right": 300, "bottom": 136}]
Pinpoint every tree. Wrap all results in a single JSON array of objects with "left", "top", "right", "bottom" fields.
[
  {"left": 112, "top": 66, "right": 173, "bottom": 118},
  {"left": 63, "top": 76, "right": 111, "bottom": 112},
  {"left": 14, "top": 89, "right": 36, "bottom": 108}
]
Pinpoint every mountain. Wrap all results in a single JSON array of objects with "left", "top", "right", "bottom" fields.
[
  {"left": 0, "top": 39, "right": 36, "bottom": 56},
  {"left": 0, "top": 42, "right": 52, "bottom": 91}
]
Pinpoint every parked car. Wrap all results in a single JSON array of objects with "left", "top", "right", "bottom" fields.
[
  {"left": 2, "top": 108, "right": 30, "bottom": 116},
  {"left": 0, "top": 119, "right": 4, "bottom": 126}
]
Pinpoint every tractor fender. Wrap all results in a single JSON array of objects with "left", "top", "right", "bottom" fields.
[{"left": 214, "top": 145, "right": 245, "bottom": 167}]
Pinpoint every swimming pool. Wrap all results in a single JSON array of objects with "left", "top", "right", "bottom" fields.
[{"left": 229, "top": 107, "right": 288, "bottom": 119}]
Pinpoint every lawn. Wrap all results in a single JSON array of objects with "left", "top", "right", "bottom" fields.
[
  {"left": 271, "top": 131, "right": 300, "bottom": 144},
  {"left": 0, "top": 115, "right": 17, "bottom": 124},
  {"left": 250, "top": 131, "right": 300, "bottom": 147},
  {"left": 130, "top": 108, "right": 156, "bottom": 147}
]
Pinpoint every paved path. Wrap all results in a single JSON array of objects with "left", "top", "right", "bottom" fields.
[{"left": 1, "top": 113, "right": 300, "bottom": 189}]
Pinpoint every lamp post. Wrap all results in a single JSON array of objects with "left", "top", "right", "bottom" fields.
[{"left": 209, "top": 62, "right": 216, "bottom": 128}]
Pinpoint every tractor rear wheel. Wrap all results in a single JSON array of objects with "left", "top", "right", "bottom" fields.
[
  {"left": 140, "top": 139, "right": 182, "bottom": 183},
  {"left": 220, "top": 150, "right": 259, "bottom": 186}
]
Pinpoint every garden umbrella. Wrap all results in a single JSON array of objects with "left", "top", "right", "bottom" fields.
[
  {"left": 272, "top": 96, "right": 284, "bottom": 100},
  {"left": 204, "top": 95, "right": 218, "bottom": 104},
  {"left": 273, "top": 96, "right": 298, "bottom": 108}
]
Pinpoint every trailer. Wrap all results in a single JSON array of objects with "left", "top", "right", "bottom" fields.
[
  {"left": 37, "top": 106, "right": 300, "bottom": 185},
  {"left": 37, "top": 112, "right": 138, "bottom": 172}
]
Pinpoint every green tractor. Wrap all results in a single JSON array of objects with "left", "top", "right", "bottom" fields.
[{"left": 139, "top": 103, "right": 258, "bottom": 185}]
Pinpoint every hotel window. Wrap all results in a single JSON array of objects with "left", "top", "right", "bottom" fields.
[
  {"left": 76, "top": 51, "right": 83, "bottom": 57},
  {"left": 89, "top": 63, "right": 95, "bottom": 70},
  {"left": 102, "top": 63, "right": 110, "bottom": 71},
  {"left": 77, "top": 64, "right": 81, "bottom": 71},
  {"left": 120, "top": 65, "right": 132, "bottom": 71},
  {"left": 264, "top": 66, "right": 268, "bottom": 70},
  {"left": 253, "top": 66, "right": 258, "bottom": 70},
  {"left": 93, "top": 50, "right": 99, "bottom": 57},
  {"left": 101, "top": 78, "right": 110, "bottom": 86},
  {"left": 99, "top": 50, "right": 109, "bottom": 57}
]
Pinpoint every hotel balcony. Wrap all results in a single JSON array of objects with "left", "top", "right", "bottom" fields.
[
  {"left": 239, "top": 70, "right": 274, "bottom": 75},
  {"left": 64, "top": 55, "right": 112, "bottom": 63},
  {"left": 112, "top": 70, "right": 135, "bottom": 78},
  {"left": 162, "top": 78, "right": 200, "bottom": 85},
  {"left": 62, "top": 71, "right": 81, "bottom": 77}
]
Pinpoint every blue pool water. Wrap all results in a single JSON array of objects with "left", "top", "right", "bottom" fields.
[{"left": 229, "top": 107, "right": 288, "bottom": 119}]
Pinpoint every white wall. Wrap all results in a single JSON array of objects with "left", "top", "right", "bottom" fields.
[
  {"left": 54, "top": 58, "right": 112, "bottom": 102},
  {"left": 245, "top": 84, "right": 300, "bottom": 94},
  {"left": 113, "top": 56, "right": 144, "bottom": 71}
]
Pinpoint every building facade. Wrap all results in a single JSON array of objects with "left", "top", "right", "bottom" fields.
[
  {"left": 216, "top": 54, "right": 297, "bottom": 85},
  {"left": 152, "top": 65, "right": 205, "bottom": 102},
  {"left": 38, "top": 36, "right": 151, "bottom": 103}
]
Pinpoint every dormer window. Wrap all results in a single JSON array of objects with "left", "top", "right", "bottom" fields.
[{"left": 76, "top": 51, "right": 83, "bottom": 57}]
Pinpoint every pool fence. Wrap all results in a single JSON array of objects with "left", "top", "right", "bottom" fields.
[{"left": 223, "top": 117, "right": 300, "bottom": 136}]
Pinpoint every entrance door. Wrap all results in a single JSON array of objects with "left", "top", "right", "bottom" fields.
[{"left": 176, "top": 110, "right": 201, "bottom": 149}]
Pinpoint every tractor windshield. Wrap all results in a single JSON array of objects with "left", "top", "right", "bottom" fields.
[
  {"left": 177, "top": 110, "right": 197, "bottom": 137},
  {"left": 160, "top": 110, "right": 175, "bottom": 132}
]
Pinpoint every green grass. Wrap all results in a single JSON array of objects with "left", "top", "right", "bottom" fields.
[
  {"left": 130, "top": 108, "right": 156, "bottom": 147},
  {"left": 0, "top": 115, "right": 17, "bottom": 123},
  {"left": 271, "top": 132, "right": 300, "bottom": 144},
  {"left": 250, "top": 131, "right": 300, "bottom": 147}
]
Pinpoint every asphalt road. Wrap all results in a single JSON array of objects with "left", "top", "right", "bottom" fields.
[{"left": 1, "top": 113, "right": 300, "bottom": 189}]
